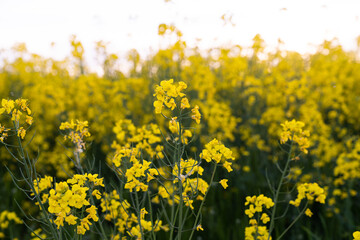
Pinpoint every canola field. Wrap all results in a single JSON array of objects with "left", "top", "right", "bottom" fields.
[{"left": 1, "top": 30, "right": 360, "bottom": 240}]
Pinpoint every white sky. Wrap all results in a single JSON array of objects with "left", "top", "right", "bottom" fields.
[{"left": 0, "top": 0, "right": 360, "bottom": 72}]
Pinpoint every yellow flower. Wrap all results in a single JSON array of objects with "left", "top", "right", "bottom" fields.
[
  {"left": 261, "top": 213, "right": 270, "bottom": 224},
  {"left": 154, "top": 100, "right": 163, "bottom": 114},
  {"left": 219, "top": 179, "right": 228, "bottom": 189},
  {"left": 17, "top": 127, "right": 26, "bottom": 139},
  {"left": 305, "top": 208, "right": 313, "bottom": 217},
  {"left": 280, "top": 119, "right": 310, "bottom": 154},
  {"left": 196, "top": 224, "right": 204, "bottom": 231},
  {"left": 353, "top": 231, "right": 360, "bottom": 240},
  {"left": 191, "top": 105, "right": 201, "bottom": 124},
  {"left": 180, "top": 97, "right": 190, "bottom": 109},
  {"left": 65, "top": 214, "right": 78, "bottom": 225},
  {"left": 92, "top": 189, "right": 102, "bottom": 199}
]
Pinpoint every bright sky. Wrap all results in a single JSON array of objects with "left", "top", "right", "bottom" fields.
[{"left": 1, "top": 0, "right": 360, "bottom": 71}]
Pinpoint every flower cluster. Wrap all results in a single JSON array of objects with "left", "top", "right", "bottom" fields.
[
  {"left": 0, "top": 210, "right": 22, "bottom": 231},
  {"left": 191, "top": 105, "right": 201, "bottom": 124},
  {"left": 200, "top": 138, "right": 235, "bottom": 172},
  {"left": 170, "top": 158, "right": 209, "bottom": 209},
  {"left": 111, "top": 119, "right": 164, "bottom": 161},
  {"left": 33, "top": 175, "right": 53, "bottom": 196},
  {"left": 153, "top": 79, "right": 189, "bottom": 113},
  {"left": 0, "top": 98, "right": 33, "bottom": 141},
  {"left": 101, "top": 190, "right": 167, "bottom": 239},
  {"left": 173, "top": 158, "right": 204, "bottom": 181},
  {"left": 280, "top": 119, "right": 310, "bottom": 154},
  {"left": 289, "top": 183, "right": 326, "bottom": 217},
  {"left": 124, "top": 157, "right": 154, "bottom": 192},
  {"left": 168, "top": 117, "right": 193, "bottom": 144},
  {"left": 37, "top": 174, "right": 104, "bottom": 235},
  {"left": 244, "top": 195, "right": 274, "bottom": 240},
  {"left": 153, "top": 79, "right": 201, "bottom": 125},
  {"left": 59, "top": 119, "right": 91, "bottom": 153}
]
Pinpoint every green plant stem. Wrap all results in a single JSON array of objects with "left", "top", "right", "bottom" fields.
[
  {"left": 135, "top": 192, "right": 145, "bottom": 240},
  {"left": 147, "top": 191, "right": 156, "bottom": 240},
  {"left": 174, "top": 118, "right": 185, "bottom": 240},
  {"left": 268, "top": 140, "right": 293, "bottom": 240},
  {"left": 89, "top": 191, "right": 109, "bottom": 240},
  {"left": 277, "top": 202, "right": 308, "bottom": 240},
  {"left": 13, "top": 121, "right": 61, "bottom": 240},
  {"left": 188, "top": 163, "right": 218, "bottom": 240}
]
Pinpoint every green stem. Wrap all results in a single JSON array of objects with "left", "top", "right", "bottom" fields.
[
  {"left": 277, "top": 202, "right": 308, "bottom": 240},
  {"left": 188, "top": 163, "right": 218, "bottom": 240},
  {"left": 13, "top": 121, "right": 60, "bottom": 240},
  {"left": 176, "top": 119, "right": 184, "bottom": 240},
  {"left": 147, "top": 191, "right": 156, "bottom": 240},
  {"left": 135, "top": 192, "right": 145, "bottom": 240},
  {"left": 89, "top": 191, "right": 108, "bottom": 240},
  {"left": 268, "top": 140, "right": 293, "bottom": 240}
]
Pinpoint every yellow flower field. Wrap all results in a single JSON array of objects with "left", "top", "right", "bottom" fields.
[{"left": 1, "top": 29, "right": 360, "bottom": 239}]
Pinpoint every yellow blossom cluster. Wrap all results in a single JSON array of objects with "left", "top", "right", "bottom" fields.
[
  {"left": 0, "top": 98, "right": 33, "bottom": 141},
  {"left": 59, "top": 119, "right": 91, "bottom": 153},
  {"left": 172, "top": 158, "right": 204, "bottom": 181},
  {"left": 200, "top": 138, "right": 235, "bottom": 172},
  {"left": 36, "top": 173, "right": 104, "bottom": 235},
  {"left": 333, "top": 138, "right": 360, "bottom": 186},
  {"left": 290, "top": 183, "right": 326, "bottom": 217},
  {"left": 153, "top": 79, "right": 201, "bottom": 125},
  {"left": 100, "top": 190, "right": 167, "bottom": 239},
  {"left": 33, "top": 175, "right": 53, "bottom": 195},
  {"left": 171, "top": 158, "right": 209, "bottom": 209},
  {"left": 244, "top": 194, "right": 274, "bottom": 240},
  {"left": 111, "top": 119, "right": 164, "bottom": 162},
  {"left": 168, "top": 117, "right": 193, "bottom": 144},
  {"left": 153, "top": 79, "right": 189, "bottom": 113},
  {"left": 124, "top": 157, "right": 154, "bottom": 192},
  {"left": 280, "top": 119, "right": 310, "bottom": 154},
  {"left": 0, "top": 210, "right": 22, "bottom": 230}
]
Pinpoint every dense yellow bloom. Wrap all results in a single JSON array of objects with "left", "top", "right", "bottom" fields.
[
  {"left": 124, "top": 158, "right": 152, "bottom": 192},
  {"left": 0, "top": 99, "right": 15, "bottom": 114},
  {"left": 245, "top": 225, "right": 271, "bottom": 240},
  {"left": 172, "top": 158, "right": 203, "bottom": 181},
  {"left": 200, "top": 138, "right": 235, "bottom": 172},
  {"left": 38, "top": 173, "right": 104, "bottom": 233},
  {"left": 153, "top": 79, "right": 188, "bottom": 114},
  {"left": 0, "top": 210, "right": 22, "bottom": 229},
  {"left": 111, "top": 120, "right": 164, "bottom": 163},
  {"left": 289, "top": 183, "right": 326, "bottom": 207},
  {"left": 245, "top": 194, "right": 274, "bottom": 218},
  {"left": 100, "top": 190, "right": 167, "bottom": 238},
  {"left": 280, "top": 119, "right": 310, "bottom": 154},
  {"left": 33, "top": 176, "right": 53, "bottom": 194},
  {"left": 60, "top": 119, "right": 91, "bottom": 153},
  {"left": 0, "top": 98, "right": 33, "bottom": 141},
  {"left": 244, "top": 195, "right": 273, "bottom": 240}
]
